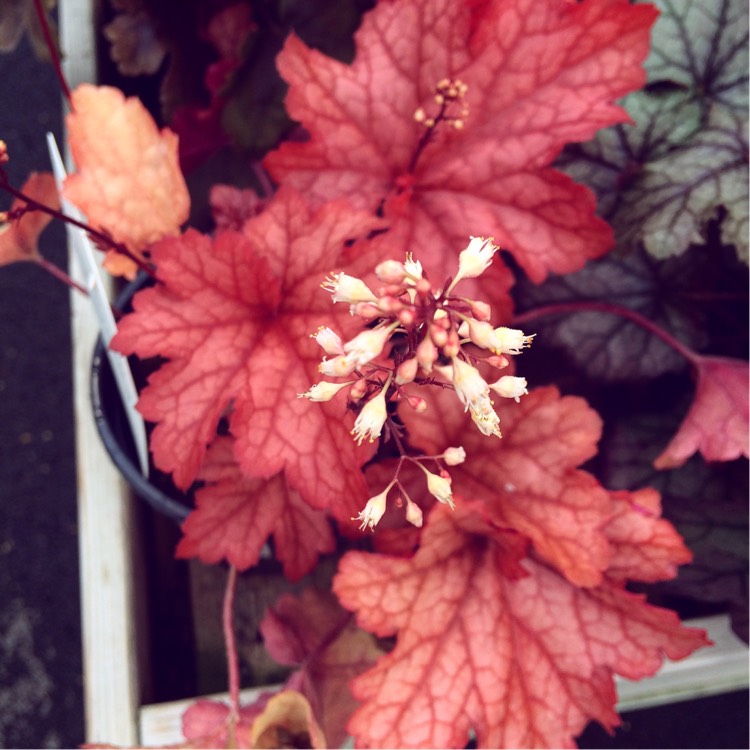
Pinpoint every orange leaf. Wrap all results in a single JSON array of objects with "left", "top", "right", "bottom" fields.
[
  {"left": 0, "top": 172, "right": 59, "bottom": 265},
  {"left": 334, "top": 503, "right": 709, "bottom": 749},
  {"left": 63, "top": 84, "right": 190, "bottom": 278}
]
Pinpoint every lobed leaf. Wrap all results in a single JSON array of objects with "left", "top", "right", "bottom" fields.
[
  {"left": 334, "top": 503, "right": 708, "bottom": 749},
  {"left": 265, "top": 0, "right": 658, "bottom": 308},
  {"left": 63, "top": 84, "right": 190, "bottom": 278}
]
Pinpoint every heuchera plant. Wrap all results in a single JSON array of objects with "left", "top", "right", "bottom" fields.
[{"left": 1, "top": 0, "right": 748, "bottom": 747}]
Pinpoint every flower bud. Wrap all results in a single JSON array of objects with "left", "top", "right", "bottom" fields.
[
  {"left": 429, "top": 322, "right": 448, "bottom": 348},
  {"left": 297, "top": 381, "right": 352, "bottom": 402},
  {"left": 443, "top": 329, "right": 460, "bottom": 358},
  {"left": 407, "top": 396, "right": 427, "bottom": 413},
  {"left": 352, "top": 302, "right": 382, "bottom": 320},
  {"left": 396, "top": 357, "right": 419, "bottom": 384},
  {"left": 319, "top": 355, "right": 356, "bottom": 377},
  {"left": 443, "top": 446, "right": 466, "bottom": 466},
  {"left": 398, "top": 308, "right": 416, "bottom": 326},
  {"left": 489, "top": 375, "right": 528, "bottom": 402},
  {"left": 375, "top": 259, "right": 406, "bottom": 284},
  {"left": 424, "top": 468, "right": 454, "bottom": 509},
  {"left": 415, "top": 278, "right": 432, "bottom": 297},
  {"left": 377, "top": 295, "right": 405, "bottom": 314},
  {"left": 405, "top": 499, "right": 423, "bottom": 528},
  {"left": 468, "top": 299, "right": 492, "bottom": 321},
  {"left": 416, "top": 337, "right": 438, "bottom": 373},
  {"left": 311, "top": 326, "right": 344, "bottom": 356},
  {"left": 322, "top": 272, "right": 378, "bottom": 304},
  {"left": 349, "top": 378, "right": 367, "bottom": 401},
  {"left": 343, "top": 323, "right": 396, "bottom": 367}
]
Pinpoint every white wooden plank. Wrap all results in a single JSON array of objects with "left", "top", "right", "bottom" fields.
[
  {"left": 139, "top": 614, "right": 748, "bottom": 746},
  {"left": 60, "top": 0, "right": 141, "bottom": 744}
]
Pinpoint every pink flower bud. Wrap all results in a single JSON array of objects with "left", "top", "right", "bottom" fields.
[
  {"left": 407, "top": 396, "right": 427, "bottom": 413},
  {"left": 398, "top": 308, "right": 416, "bottom": 326},
  {"left": 352, "top": 302, "right": 382, "bottom": 319},
  {"left": 415, "top": 278, "right": 432, "bottom": 296},
  {"left": 486, "top": 354, "right": 510, "bottom": 369},
  {"left": 396, "top": 357, "right": 418, "bottom": 384},
  {"left": 429, "top": 323, "right": 448, "bottom": 348},
  {"left": 349, "top": 378, "right": 368, "bottom": 401},
  {"left": 443, "top": 446, "right": 466, "bottom": 466},
  {"left": 443, "top": 329, "right": 460, "bottom": 358},
  {"left": 377, "top": 295, "right": 405, "bottom": 314},
  {"left": 416, "top": 337, "right": 438, "bottom": 373},
  {"left": 469, "top": 299, "right": 492, "bottom": 321},
  {"left": 375, "top": 259, "right": 407, "bottom": 284}
]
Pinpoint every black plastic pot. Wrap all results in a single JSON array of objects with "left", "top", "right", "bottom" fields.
[{"left": 90, "top": 276, "right": 192, "bottom": 523}]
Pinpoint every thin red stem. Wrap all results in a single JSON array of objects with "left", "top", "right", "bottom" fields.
[
  {"left": 222, "top": 565, "right": 241, "bottom": 721},
  {"left": 512, "top": 301, "right": 698, "bottom": 365},
  {"left": 1, "top": 177, "right": 157, "bottom": 279},
  {"left": 31, "top": 0, "right": 72, "bottom": 104},
  {"left": 36, "top": 256, "right": 89, "bottom": 295}
]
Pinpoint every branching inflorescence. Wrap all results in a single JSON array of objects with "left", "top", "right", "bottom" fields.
[{"left": 299, "top": 236, "right": 534, "bottom": 530}]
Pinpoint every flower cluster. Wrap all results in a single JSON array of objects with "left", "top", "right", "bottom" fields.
[{"left": 298, "top": 236, "right": 534, "bottom": 530}]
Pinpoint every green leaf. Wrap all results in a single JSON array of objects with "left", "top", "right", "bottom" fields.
[
  {"left": 557, "top": 0, "right": 749, "bottom": 262},
  {"left": 514, "top": 242, "right": 747, "bottom": 383},
  {"left": 645, "top": 0, "right": 749, "bottom": 116}
]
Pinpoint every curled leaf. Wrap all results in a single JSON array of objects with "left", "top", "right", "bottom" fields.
[{"left": 655, "top": 355, "right": 749, "bottom": 469}]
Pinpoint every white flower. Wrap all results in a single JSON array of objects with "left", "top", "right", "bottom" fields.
[
  {"left": 489, "top": 375, "right": 528, "bottom": 402},
  {"left": 492, "top": 327, "right": 535, "bottom": 355},
  {"left": 351, "top": 386, "right": 388, "bottom": 445},
  {"left": 451, "top": 357, "right": 490, "bottom": 411},
  {"left": 443, "top": 446, "right": 466, "bottom": 466},
  {"left": 352, "top": 484, "right": 393, "bottom": 531},
  {"left": 311, "top": 326, "right": 344, "bottom": 356},
  {"left": 469, "top": 400, "right": 502, "bottom": 438},
  {"left": 424, "top": 468, "right": 454, "bottom": 509},
  {"left": 297, "top": 381, "right": 352, "bottom": 402},
  {"left": 319, "top": 354, "right": 356, "bottom": 377},
  {"left": 322, "top": 272, "right": 378, "bottom": 304},
  {"left": 343, "top": 323, "right": 397, "bottom": 368},
  {"left": 403, "top": 252, "right": 423, "bottom": 281},
  {"left": 448, "top": 237, "right": 498, "bottom": 293}
]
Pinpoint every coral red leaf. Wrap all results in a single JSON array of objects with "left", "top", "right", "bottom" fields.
[
  {"left": 112, "top": 188, "right": 380, "bottom": 520},
  {"left": 63, "top": 84, "right": 190, "bottom": 278},
  {"left": 175, "top": 437, "right": 334, "bottom": 580},
  {"left": 604, "top": 488, "right": 693, "bottom": 583},
  {"left": 265, "top": 0, "right": 657, "bottom": 303},
  {"left": 334, "top": 504, "right": 709, "bottom": 749},
  {"left": 401, "top": 385, "right": 611, "bottom": 586},
  {"left": 654, "top": 355, "right": 750, "bottom": 469},
  {"left": 261, "top": 588, "right": 385, "bottom": 747},
  {"left": 0, "top": 172, "right": 59, "bottom": 265}
]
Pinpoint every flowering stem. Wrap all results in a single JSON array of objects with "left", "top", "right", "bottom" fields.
[
  {"left": 222, "top": 565, "right": 241, "bottom": 721},
  {"left": 36, "top": 256, "right": 89, "bottom": 295},
  {"left": 512, "top": 301, "right": 698, "bottom": 365},
  {"left": 31, "top": 0, "right": 72, "bottom": 104}
]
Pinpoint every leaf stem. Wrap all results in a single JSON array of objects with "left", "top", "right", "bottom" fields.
[
  {"left": 222, "top": 565, "right": 241, "bottom": 721},
  {"left": 512, "top": 301, "right": 698, "bottom": 365},
  {"left": 0, "top": 174, "right": 157, "bottom": 279},
  {"left": 36, "top": 256, "right": 89, "bottom": 295},
  {"left": 31, "top": 0, "right": 72, "bottom": 104}
]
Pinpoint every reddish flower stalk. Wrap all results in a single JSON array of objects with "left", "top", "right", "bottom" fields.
[
  {"left": 513, "top": 300, "right": 698, "bottom": 364},
  {"left": 222, "top": 565, "right": 241, "bottom": 722},
  {"left": 31, "top": 0, "right": 72, "bottom": 104}
]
